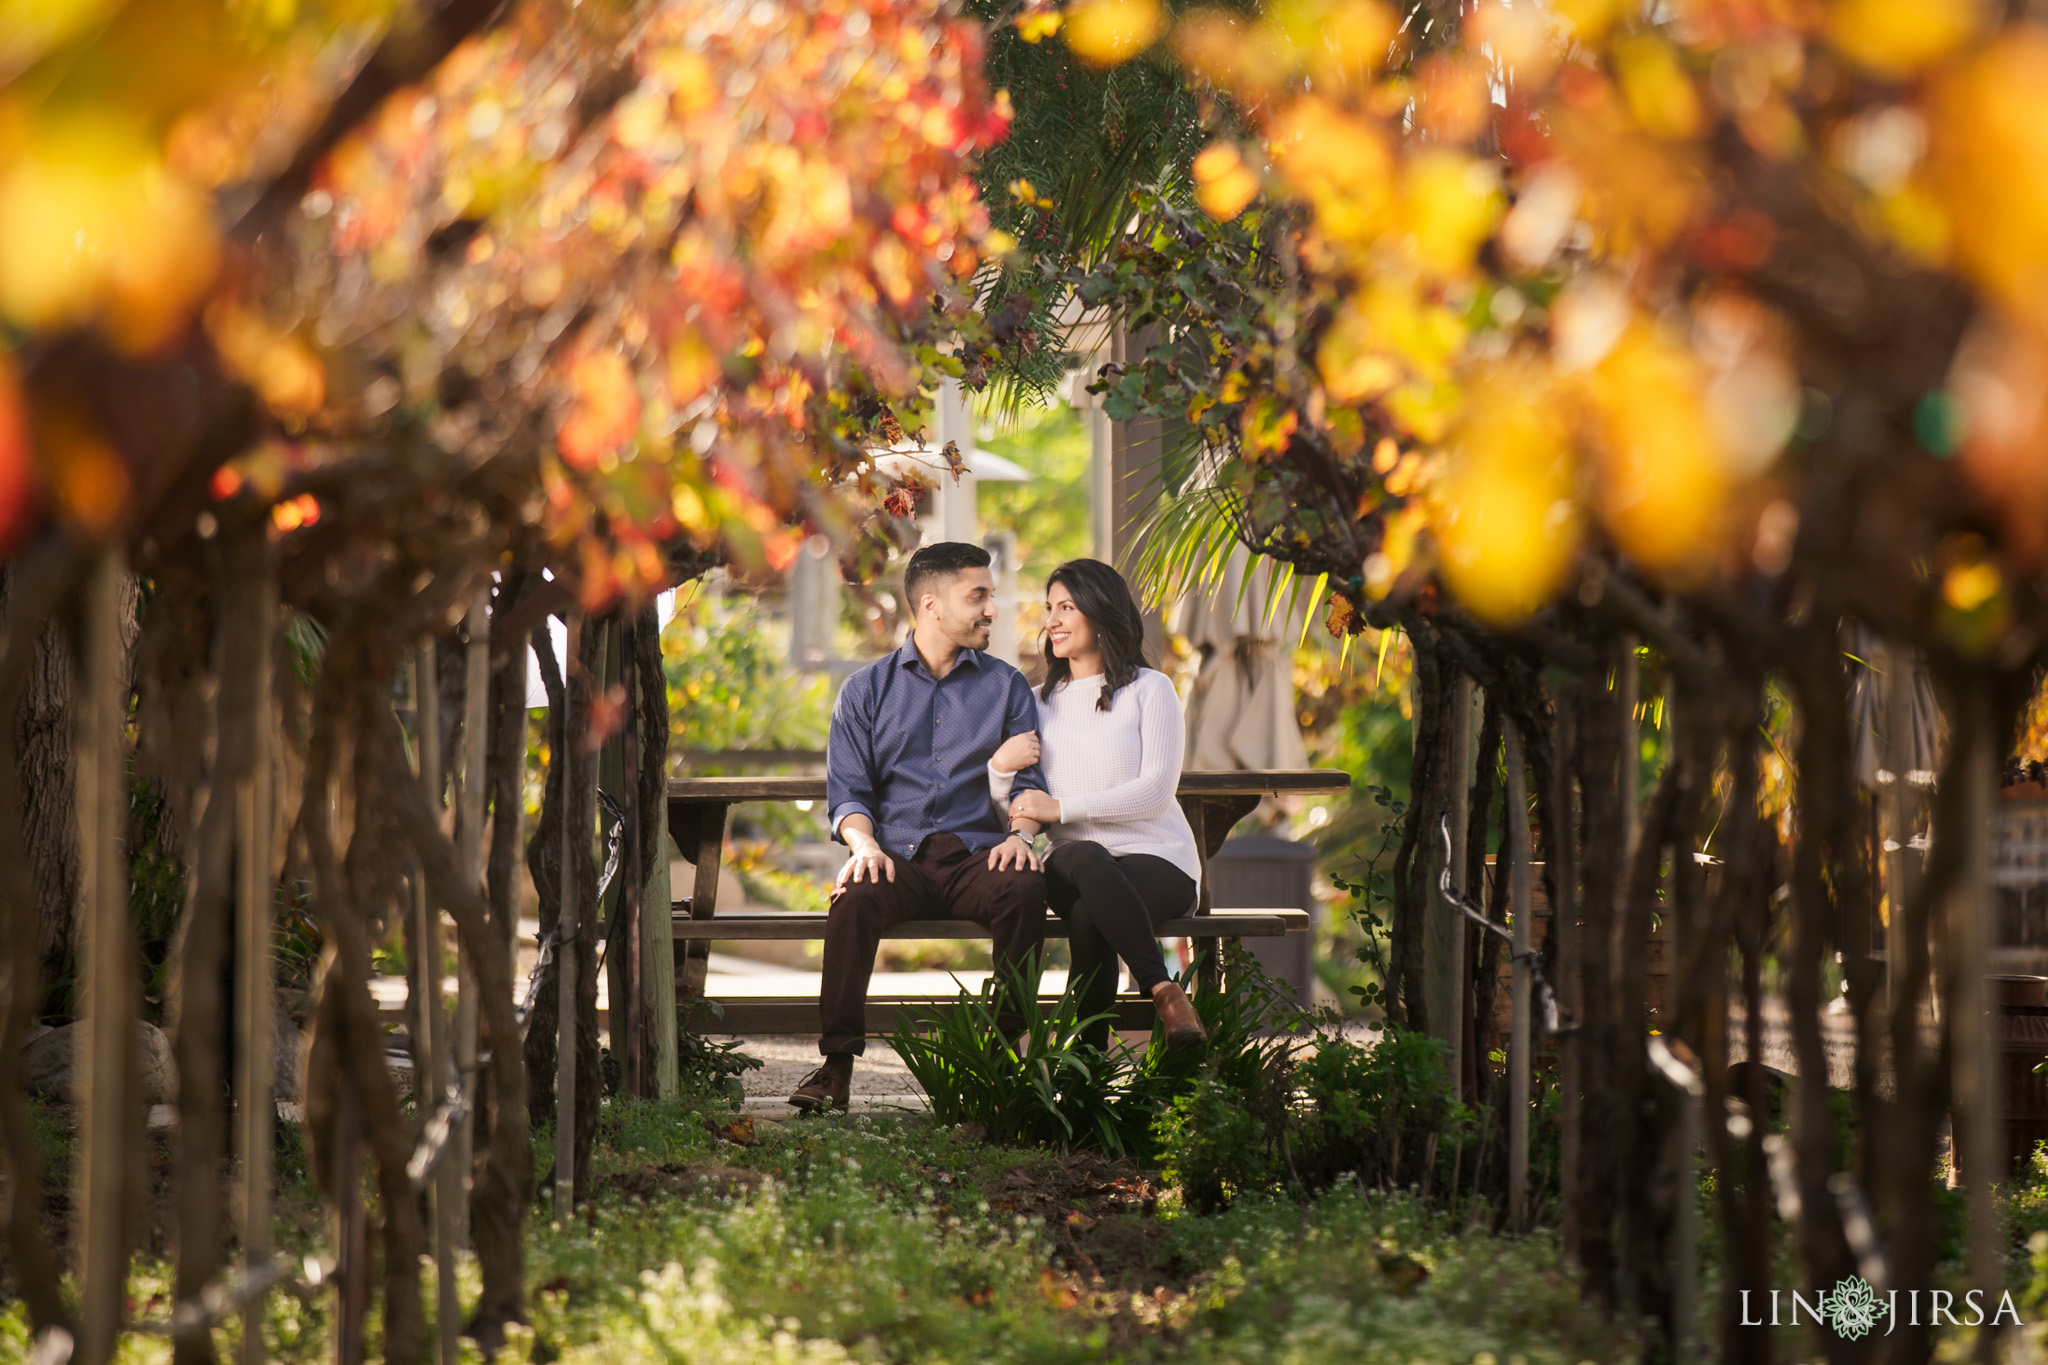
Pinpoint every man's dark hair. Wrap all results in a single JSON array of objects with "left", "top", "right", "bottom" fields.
[{"left": 903, "top": 541, "right": 992, "bottom": 617}]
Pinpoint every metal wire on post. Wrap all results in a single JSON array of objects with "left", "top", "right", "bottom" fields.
[
  {"left": 620, "top": 614, "right": 643, "bottom": 1098},
  {"left": 1438, "top": 819, "right": 1572, "bottom": 1040},
  {"left": 555, "top": 612, "right": 580, "bottom": 1222}
]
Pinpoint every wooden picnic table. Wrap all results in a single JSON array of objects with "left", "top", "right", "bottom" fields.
[{"left": 666, "top": 768, "right": 1351, "bottom": 1033}]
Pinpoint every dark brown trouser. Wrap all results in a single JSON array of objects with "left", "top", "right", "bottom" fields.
[{"left": 819, "top": 832, "right": 1047, "bottom": 1055}]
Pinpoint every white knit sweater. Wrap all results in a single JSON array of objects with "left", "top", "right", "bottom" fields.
[{"left": 989, "top": 668, "right": 1201, "bottom": 886}]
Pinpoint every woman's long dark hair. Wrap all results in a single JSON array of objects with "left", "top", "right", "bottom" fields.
[{"left": 1040, "top": 558, "right": 1150, "bottom": 712}]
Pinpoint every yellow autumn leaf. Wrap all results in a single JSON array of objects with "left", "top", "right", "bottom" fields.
[
  {"left": 1399, "top": 150, "right": 1500, "bottom": 278},
  {"left": 0, "top": 116, "right": 220, "bottom": 349},
  {"left": 668, "top": 330, "right": 719, "bottom": 404},
  {"left": 1944, "top": 558, "right": 2001, "bottom": 612},
  {"left": 659, "top": 47, "right": 718, "bottom": 116},
  {"left": 1926, "top": 29, "right": 2048, "bottom": 318},
  {"left": 1583, "top": 326, "right": 1730, "bottom": 572},
  {"left": 1259, "top": 0, "right": 1400, "bottom": 85},
  {"left": 1267, "top": 97, "right": 1394, "bottom": 246},
  {"left": 1318, "top": 300, "right": 1401, "bottom": 403},
  {"left": 1193, "top": 141, "right": 1261, "bottom": 220},
  {"left": 1435, "top": 362, "right": 1580, "bottom": 623},
  {"left": 1614, "top": 35, "right": 1701, "bottom": 140},
  {"left": 1551, "top": 0, "right": 1621, "bottom": 44},
  {"left": 1065, "top": 0, "right": 1164, "bottom": 68},
  {"left": 1015, "top": 9, "right": 1063, "bottom": 42},
  {"left": 1827, "top": 0, "right": 1984, "bottom": 78}
]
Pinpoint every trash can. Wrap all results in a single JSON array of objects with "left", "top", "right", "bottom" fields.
[{"left": 1206, "top": 835, "right": 1318, "bottom": 1007}]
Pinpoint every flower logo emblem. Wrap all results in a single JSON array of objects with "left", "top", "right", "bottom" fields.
[{"left": 1827, "top": 1275, "right": 1883, "bottom": 1340}]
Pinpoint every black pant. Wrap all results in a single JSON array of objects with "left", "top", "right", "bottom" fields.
[
  {"left": 1045, "top": 841, "right": 1196, "bottom": 1051},
  {"left": 820, "top": 833, "right": 1047, "bottom": 1055}
]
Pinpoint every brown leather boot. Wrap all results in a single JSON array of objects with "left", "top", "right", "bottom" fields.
[
  {"left": 1152, "top": 981, "right": 1207, "bottom": 1052},
  {"left": 789, "top": 1054, "right": 852, "bottom": 1113}
]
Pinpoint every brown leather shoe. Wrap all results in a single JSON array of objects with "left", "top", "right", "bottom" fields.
[
  {"left": 1152, "top": 981, "right": 1207, "bottom": 1052},
  {"left": 789, "top": 1056, "right": 851, "bottom": 1113}
]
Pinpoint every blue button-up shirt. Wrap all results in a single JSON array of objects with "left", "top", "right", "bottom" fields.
[{"left": 827, "top": 640, "right": 1048, "bottom": 858}]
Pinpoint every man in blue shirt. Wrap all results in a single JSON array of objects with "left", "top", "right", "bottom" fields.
[{"left": 790, "top": 541, "right": 1050, "bottom": 1112}]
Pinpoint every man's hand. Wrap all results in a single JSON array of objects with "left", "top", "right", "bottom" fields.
[
  {"left": 832, "top": 837, "right": 896, "bottom": 896},
  {"left": 992, "top": 730, "right": 1040, "bottom": 774},
  {"left": 1009, "top": 788, "right": 1061, "bottom": 825},
  {"left": 987, "top": 833, "right": 1041, "bottom": 873}
]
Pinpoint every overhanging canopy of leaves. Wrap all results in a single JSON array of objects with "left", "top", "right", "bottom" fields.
[{"left": 1064, "top": 0, "right": 2048, "bottom": 668}]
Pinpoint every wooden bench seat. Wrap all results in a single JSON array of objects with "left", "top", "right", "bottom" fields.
[
  {"left": 699, "top": 996, "right": 1170, "bottom": 1035},
  {"left": 664, "top": 768, "right": 1349, "bottom": 1035},
  {"left": 670, "top": 907, "right": 1311, "bottom": 940}
]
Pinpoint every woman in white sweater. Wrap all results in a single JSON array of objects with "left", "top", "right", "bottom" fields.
[{"left": 988, "top": 559, "right": 1206, "bottom": 1051}]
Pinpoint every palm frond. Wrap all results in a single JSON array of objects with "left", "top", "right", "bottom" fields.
[{"left": 1130, "top": 482, "right": 1246, "bottom": 609}]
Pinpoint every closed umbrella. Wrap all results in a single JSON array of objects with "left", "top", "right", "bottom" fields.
[
  {"left": 1177, "top": 547, "right": 1308, "bottom": 773},
  {"left": 1844, "top": 622, "right": 1942, "bottom": 791}
]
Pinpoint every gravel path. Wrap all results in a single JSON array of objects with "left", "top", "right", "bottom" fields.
[{"left": 714, "top": 1034, "right": 927, "bottom": 1116}]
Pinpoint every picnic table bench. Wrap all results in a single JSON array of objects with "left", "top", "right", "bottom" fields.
[{"left": 668, "top": 768, "right": 1351, "bottom": 1034}]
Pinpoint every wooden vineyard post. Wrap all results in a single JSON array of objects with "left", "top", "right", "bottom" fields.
[
  {"left": 1956, "top": 701, "right": 1998, "bottom": 1306},
  {"left": 410, "top": 646, "right": 460, "bottom": 1365},
  {"left": 454, "top": 585, "right": 490, "bottom": 1243},
  {"left": 75, "top": 549, "right": 134, "bottom": 1365},
  {"left": 237, "top": 554, "right": 278, "bottom": 1365},
  {"left": 1428, "top": 674, "right": 1474, "bottom": 1092},
  {"left": 1505, "top": 717, "right": 1533, "bottom": 1234}
]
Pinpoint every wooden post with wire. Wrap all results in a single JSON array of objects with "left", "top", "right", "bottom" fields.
[
  {"left": 555, "top": 613, "right": 581, "bottom": 1220},
  {"left": 620, "top": 615, "right": 645, "bottom": 1096},
  {"left": 1505, "top": 717, "right": 1533, "bottom": 1234}
]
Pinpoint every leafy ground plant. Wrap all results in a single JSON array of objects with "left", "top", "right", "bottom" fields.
[
  {"left": 890, "top": 950, "right": 1311, "bottom": 1162},
  {"left": 889, "top": 961, "right": 1137, "bottom": 1153}
]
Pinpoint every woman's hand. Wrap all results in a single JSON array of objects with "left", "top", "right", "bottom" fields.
[
  {"left": 1009, "top": 788, "right": 1061, "bottom": 825},
  {"left": 991, "top": 730, "right": 1040, "bottom": 773}
]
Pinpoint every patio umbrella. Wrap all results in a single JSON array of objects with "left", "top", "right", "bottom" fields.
[
  {"left": 1177, "top": 547, "right": 1308, "bottom": 772},
  {"left": 1843, "top": 621, "right": 1942, "bottom": 791}
]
